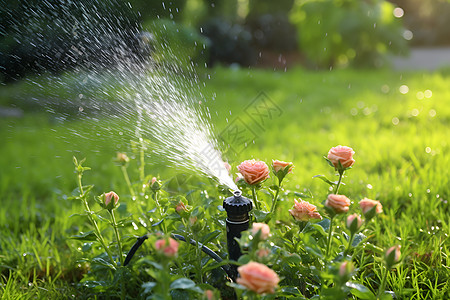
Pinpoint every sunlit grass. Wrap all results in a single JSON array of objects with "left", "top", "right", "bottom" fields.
[{"left": 0, "top": 67, "right": 449, "bottom": 297}]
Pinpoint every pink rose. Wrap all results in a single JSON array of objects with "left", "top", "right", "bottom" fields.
[
  {"left": 327, "top": 145, "right": 355, "bottom": 170},
  {"left": 289, "top": 199, "right": 322, "bottom": 221},
  {"left": 155, "top": 238, "right": 179, "bottom": 257},
  {"left": 272, "top": 160, "right": 294, "bottom": 173},
  {"left": 104, "top": 191, "right": 119, "bottom": 208},
  {"left": 325, "top": 194, "right": 351, "bottom": 214},
  {"left": 251, "top": 223, "right": 270, "bottom": 239},
  {"left": 359, "top": 198, "right": 383, "bottom": 215},
  {"left": 237, "top": 261, "right": 280, "bottom": 294},
  {"left": 237, "top": 160, "right": 270, "bottom": 185},
  {"left": 346, "top": 214, "right": 362, "bottom": 231}
]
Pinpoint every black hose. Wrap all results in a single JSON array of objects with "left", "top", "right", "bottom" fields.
[{"left": 123, "top": 234, "right": 149, "bottom": 266}]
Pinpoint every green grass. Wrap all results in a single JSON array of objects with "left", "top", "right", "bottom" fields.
[{"left": 0, "top": 67, "right": 449, "bottom": 298}]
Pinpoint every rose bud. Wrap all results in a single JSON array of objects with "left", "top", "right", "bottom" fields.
[
  {"left": 325, "top": 194, "right": 351, "bottom": 215},
  {"left": 272, "top": 160, "right": 294, "bottom": 182},
  {"left": 155, "top": 237, "right": 179, "bottom": 257},
  {"left": 289, "top": 199, "right": 322, "bottom": 222},
  {"left": 338, "top": 261, "right": 354, "bottom": 282},
  {"left": 359, "top": 198, "right": 382, "bottom": 220},
  {"left": 237, "top": 261, "right": 280, "bottom": 294},
  {"left": 346, "top": 214, "right": 363, "bottom": 234},
  {"left": 103, "top": 191, "right": 119, "bottom": 210},
  {"left": 237, "top": 160, "right": 270, "bottom": 185},
  {"left": 203, "top": 290, "right": 216, "bottom": 300},
  {"left": 150, "top": 177, "right": 161, "bottom": 191},
  {"left": 256, "top": 248, "right": 270, "bottom": 259},
  {"left": 251, "top": 223, "right": 270, "bottom": 240},
  {"left": 175, "top": 201, "right": 188, "bottom": 213},
  {"left": 385, "top": 245, "right": 401, "bottom": 268},
  {"left": 116, "top": 152, "right": 130, "bottom": 165},
  {"left": 327, "top": 145, "right": 355, "bottom": 172}
]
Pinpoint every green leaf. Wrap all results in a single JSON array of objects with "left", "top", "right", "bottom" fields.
[
  {"left": 91, "top": 257, "right": 116, "bottom": 270},
  {"left": 253, "top": 210, "right": 270, "bottom": 222},
  {"left": 280, "top": 286, "right": 303, "bottom": 297},
  {"left": 169, "top": 278, "right": 196, "bottom": 290},
  {"left": 293, "top": 191, "right": 313, "bottom": 198},
  {"left": 70, "top": 231, "right": 97, "bottom": 241},
  {"left": 142, "top": 282, "right": 157, "bottom": 294},
  {"left": 200, "top": 229, "right": 221, "bottom": 244},
  {"left": 312, "top": 174, "right": 336, "bottom": 187},
  {"left": 352, "top": 232, "right": 366, "bottom": 247},
  {"left": 347, "top": 282, "right": 376, "bottom": 299}
]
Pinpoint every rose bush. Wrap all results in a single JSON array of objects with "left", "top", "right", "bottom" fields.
[{"left": 70, "top": 145, "right": 400, "bottom": 299}]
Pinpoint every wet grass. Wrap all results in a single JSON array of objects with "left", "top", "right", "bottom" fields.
[{"left": 0, "top": 67, "right": 449, "bottom": 298}]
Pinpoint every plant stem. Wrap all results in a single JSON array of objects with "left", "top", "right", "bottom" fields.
[
  {"left": 325, "top": 216, "right": 334, "bottom": 259},
  {"left": 77, "top": 173, "right": 84, "bottom": 195},
  {"left": 251, "top": 186, "right": 260, "bottom": 211},
  {"left": 377, "top": 266, "right": 388, "bottom": 300},
  {"left": 76, "top": 170, "right": 117, "bottom": 268},
  {"left": 334, "top": 170, "right": 344, "bottom": 194},
  {"left": 153, "top": 191, "right": 162, "bottom": 216},
  {"left": 83, "top": 199, "right": 117, "bottom": 268},
  {"left": 121, "top": 165, "right": 136, "bottom": 198},
  {"left": 269, "top": 178, "right": 282, "bottom": 215},
  {"left": 139, "top": 137, "right": 145, "bottom": 183},
  {"left": 344, "top": 232, "right": 355, "bottom": 257},
  {"left": 110, "top": 210, "right": 123, "bottom": 266}
]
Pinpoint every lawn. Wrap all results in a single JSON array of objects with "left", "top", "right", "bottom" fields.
[{"left": 0, "top": 66, "right": 449, "bottom": 298}]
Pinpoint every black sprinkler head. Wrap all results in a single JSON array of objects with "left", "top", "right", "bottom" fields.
[
  {"left": 223, "top": 190, "right": 253, "bottom": 221},
  {"left": 223, "top": 190, "right": 253, "bottom": 280}
]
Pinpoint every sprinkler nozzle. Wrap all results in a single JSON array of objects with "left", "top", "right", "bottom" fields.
[{"left": 223, "top": 190, "right": 252, "bottom": 280}]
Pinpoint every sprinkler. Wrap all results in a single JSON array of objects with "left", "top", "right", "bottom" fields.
[
  {"left": 124, "top": 189, "right": 252, "bottom": 282},
  {"left": 223, "top": 190, "right": 253, "bottom": 279}
]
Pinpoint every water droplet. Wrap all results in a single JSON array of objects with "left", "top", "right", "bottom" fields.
[
  {"left": 392, "top": 117, "right": 399, "bottom": 125},
  {"left": 393, "top": 7, "right": 404, "bottom": 18},
  {"left": 399, "top": 85, "right": 409, "bottom": 94}
]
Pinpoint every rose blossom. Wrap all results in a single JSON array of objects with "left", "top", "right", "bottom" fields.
[
  {"left": 327, "top": 145, "right": 355, "bottom": 170},
  {"left": 359, "top": 198, "right": 383, "bottom": 215},
  {"left": 155, "top": 238, "right": 179, "bottom": 257},
  {"left": 251, "top": 223, "right": 270, "bottom": 239},
  {"left": 237, "top": 261, "right": 280, "bottom": 294},
  {"left": 272, "top": 160, "right": 293, "bottom": 173},
  {"left": 325, "top": 194, "right": 351, "bottom": 214},
  {"left": 104, "top": 191, "right": 119, "bottom": 207},
  {"left": 237, "top": 160, "right": 270, "bottom": 185},
  {"left": 289, "top": 199, "right": 322, "bottom": 221}
]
